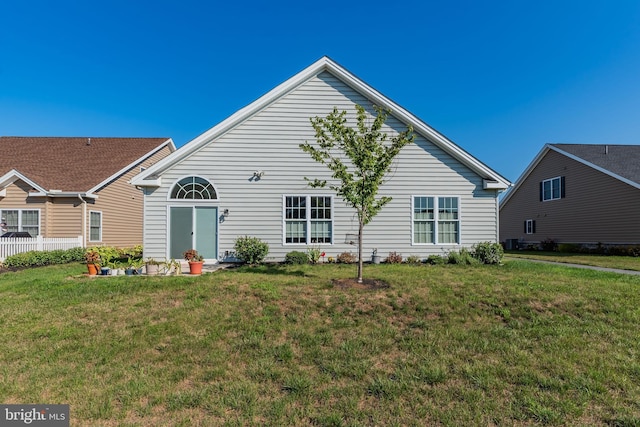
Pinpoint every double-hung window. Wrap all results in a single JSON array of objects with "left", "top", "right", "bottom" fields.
[
  {"left": 412, "top": 197, "right": 460, "bottom": 244},
  {"left": 89, "top": 211, "right": 102, "bottom": 242},
  {"left": 284, "top": 196, "right": 332, "bottom": 244},
  {"left": 0, "top": 209, "right": 40, "bottom": 236}
]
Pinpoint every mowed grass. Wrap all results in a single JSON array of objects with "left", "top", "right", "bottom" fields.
[
  {"left": 506, "top": 251, "right": 640, "bottom": 271},
  {"left": 1, "top": 261, "right": 639, "bottom": 426}
]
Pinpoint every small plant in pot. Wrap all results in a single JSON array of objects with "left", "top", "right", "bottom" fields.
[
  {"left": 145, "top": 258, "right": 161, "bottom": 275},
  {"left": 183, "top": 249, "right": 204, "bottom": 275},
  {"left": 84, "top": 250, "right": 101, "bottom": 275}
]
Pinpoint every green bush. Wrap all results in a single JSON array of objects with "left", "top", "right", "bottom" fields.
[
  {"left": 405, "top": 255, "right": 422, "bottom": 264},
  {"left": 426, "top": 254, "right": 446, "bottom": 265},
  {"left": 284, "top": 251, "right": 309, "bottom": 265},
  {"left": 3, "top": 246, "right": 85, "bottom": 268},
  {"left": 447, "top": 248, "right": 479, "bottom": 265},
  {"left": 558, "top": 243, "right": 581, "bottom": 253},
  {"left": 234, "top": 236, "right": 269, "bottom": 264},
  {"left": 472, "top": 242, "right": 504, "bottom": 265}
]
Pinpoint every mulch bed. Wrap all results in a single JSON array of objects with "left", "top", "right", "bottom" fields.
[{"left": 332, "top": 278, "right": 390, "bottom": 290}]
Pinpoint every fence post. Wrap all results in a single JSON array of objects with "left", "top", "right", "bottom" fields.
[{"left": 37, "top": 235, "right": 44, "bottom": 251}]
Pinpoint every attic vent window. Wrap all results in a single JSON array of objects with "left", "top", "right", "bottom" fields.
[{"left": 170, "top": 177, "right": 217, "bottom": 200}]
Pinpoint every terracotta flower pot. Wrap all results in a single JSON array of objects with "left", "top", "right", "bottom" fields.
[
  {"left": 188, "top": 261, "right": 204, "bottom": 275},
  {"left": 87, "top": 264, "right": 99, "bottom": 276}
]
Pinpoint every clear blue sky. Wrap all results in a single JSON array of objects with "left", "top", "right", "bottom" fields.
[{"left": 2, "top": 1, "right": 640, "bottom": 182}]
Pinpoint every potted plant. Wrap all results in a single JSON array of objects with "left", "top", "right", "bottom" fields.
[
  {"left": 183, "top": 249, "right": 204, "bottom": 275},
  {"left": 130, "top": 257, "right": 145, "bottom": 275},
  {"left": 84, "top": 249, "right": 100, "bottom": 275},
  {"left": 145, "top": 258, "right": 161, "bottom": 276}
]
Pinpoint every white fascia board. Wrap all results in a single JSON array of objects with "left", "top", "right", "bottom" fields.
[
  {"left": 324, "top": 59, "right": 511, "bottom": 188},
  {"left": 499, "top": 144, "right": 551, "bottom": 208},
  {"left": 91, "top": 138, "right": 175, "bottom": 192},
  {"left": 549, "top": 145, "right": 640, "bottom": 191},
  {"left": 132, "top": 57, "right": 510, "bottom": 189},
  {"left": 0, "top": 169, "right": 47, "bottom": 194}
]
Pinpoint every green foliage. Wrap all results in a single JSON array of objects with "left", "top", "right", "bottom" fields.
[
  {"left": 385, "top": 251, "right": 403, "bottom": 264},
  {"left": 300, "top": 105, "right": 415, "bottom": 227},
  {"left": 300, "top": 104, "right": 415, "bottom": 281},
  {"left": 426, "top": 254, "right": 446, "bottom": 265},
  {"left": 447, "top": 248, "right": 479, "bottom": 265},
  {"left": 3, "top": 247, "right": 85, "bottom": 268},
  {"left": 284, "top": 251, "right": 309, "bottom": 265},
  {"left": 234, "top": 236, "right": 269, "bottom": 264},
  {"left": 405, "top": 255, "right": 422, "bottom": 264},
  {"left": 306, "top": 246, "right": 322, "bottom": 264},
  {"left": 558, "top": 243, "right": 581, "bottom": 253},
  {"left": 472, "top": 241, "right": 504, "bottom": 265}
]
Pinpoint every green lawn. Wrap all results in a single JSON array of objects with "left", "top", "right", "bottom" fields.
[
  {"left": 505, "top": 251, "right": 640, "bottom": 271},
  {"left": 1, "top": 261, "right": 639, "bottom": 426}
]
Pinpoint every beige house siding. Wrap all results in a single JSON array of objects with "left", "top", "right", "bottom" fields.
[
  {"left": 48, "top": 198, "right": 82, "bottom": 238},
  {"left": 500, "top": 149, "right": 640, "bottom": 244},
  {"left": 0, "top": 145, "right": 173, "bottom": 245},
  {"left": 0, "top": 180, "right": 48, "bottom": 235},
  {"left": 89, "top": 145, "right": 173, "bottom": 247}
]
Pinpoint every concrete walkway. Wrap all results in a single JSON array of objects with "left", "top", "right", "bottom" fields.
[{"left": 505, "top": 256, "right": 640, "bottom": 276}]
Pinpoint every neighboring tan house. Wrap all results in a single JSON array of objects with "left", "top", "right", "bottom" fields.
[
  {"left": 0, "top": 137, "right": 175, "bottom": 247},
  {"left": 131, "top": 57, "right": 511, "bottom": 263},
  {"left": 500, "top": 143, "right": 640, "bottom": 248}
]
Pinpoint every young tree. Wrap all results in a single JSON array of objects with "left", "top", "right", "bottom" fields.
[{"left": 300, "top": 104, "right": 415, "bottom": 283}]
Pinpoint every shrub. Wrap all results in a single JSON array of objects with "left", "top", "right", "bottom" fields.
[
  {"left": 307, "top": 246, "right": 322, "bottom": 264},
  {"left": 558, "top": 243, "right": 581, "bottom": 253},
  {"left": 472, "top": 242, "right": 504, "bottom": 265},
  {"left": 426, "top": 254, "right": 446, "bottom": 265},
  {"left": 284, "top": 251, "right": 309, "bottom": 265},
  {"left": 234, "top": 236, "right": 269, "bottom": 264},
  {"left": 447, "top": 248, "right": 478, "bottom": 265},
  {"left": 336, "top": 252, "right": 356, "bottom": 264},
  {"left": 385, "top": 252, "right": 403, "bottom": 264},
  {"left": 406, "top": 255, "right": 422, "bottom": 264},
  {"left": 541, "top": 238, "right": 558, "bottom": 252},
  {"left": 3, "top": 247, "right": 86, "bottom": 268}
]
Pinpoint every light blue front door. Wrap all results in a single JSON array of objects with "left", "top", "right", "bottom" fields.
[{"left": 170, "top": 206, "right": 218, "bottom": 260}]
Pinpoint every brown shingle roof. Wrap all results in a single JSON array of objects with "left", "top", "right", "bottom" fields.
[{"left": 0, "top": 137, "right": 171, "bottom": 192}]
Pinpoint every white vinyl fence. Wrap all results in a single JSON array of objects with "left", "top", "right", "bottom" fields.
[{"left": 0, "top": 236, "right": 83, "bottom": 262}]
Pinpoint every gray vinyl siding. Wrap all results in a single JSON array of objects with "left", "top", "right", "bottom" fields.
[
  {"left": 143, "top": 72, "right": 500, "bottom": 261},
  {"left": 500, "top": 149, "right": 640, "bottom": 244}
]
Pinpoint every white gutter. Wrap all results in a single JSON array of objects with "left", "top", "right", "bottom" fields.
[{"left": 78, "top": 194, "right": 87, "bottom": 247}]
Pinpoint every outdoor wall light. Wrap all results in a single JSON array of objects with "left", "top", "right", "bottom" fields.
[{"left": 223, "top": 209, "right": 229, "bottom": 217}]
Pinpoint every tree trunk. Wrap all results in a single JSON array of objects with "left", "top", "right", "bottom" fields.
[{"left": 357, "top": 220, "right": 364, "bottom": 283}]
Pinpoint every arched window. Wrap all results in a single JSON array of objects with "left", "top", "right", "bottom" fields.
[{"left": 170, "top": 177, "right": 217, "bottom": 200}]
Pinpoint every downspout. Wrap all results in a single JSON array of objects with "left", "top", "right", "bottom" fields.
[{"left": 78, "top": 194, "right": 87, "bottom": 247}]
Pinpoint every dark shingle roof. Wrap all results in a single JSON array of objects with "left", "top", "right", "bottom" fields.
[
  {"left": 551, "top": 144, "right": 640, "bottom": 185},
  {"left": 0, "top": 137, "right": 170, "bottom": 192}
]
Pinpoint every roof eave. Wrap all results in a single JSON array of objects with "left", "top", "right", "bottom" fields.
[{"left": 134, "top": 57, "right": 511, "bottom": 188}]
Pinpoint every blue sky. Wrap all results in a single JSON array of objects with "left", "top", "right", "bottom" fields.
[{"left": 2, "top": 1, "right": 640, "bottom": 182}]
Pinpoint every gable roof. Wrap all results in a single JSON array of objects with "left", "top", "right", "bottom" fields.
[
  {"left": 0, "top": 137, "right": 175, "bottom": 196},
  {"left": 500, "top": 143, "right": 640, "bottom": 207},
  {"left": 132, "top": 56, "right": 510, "bottom": 190}
]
